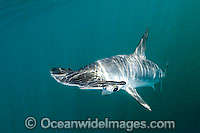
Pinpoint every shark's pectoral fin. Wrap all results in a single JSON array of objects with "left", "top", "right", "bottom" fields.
[
  {"left": 102, "top": 90, "right": 112, "bottom": 96},
  {"left": 126, "top": 86, "right": 152, "bottom": 111}
]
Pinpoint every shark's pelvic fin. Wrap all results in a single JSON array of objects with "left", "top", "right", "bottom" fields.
[
  {"left": 152, "top": 85, "right": 156, "bottom": 91},
  {"left": 132, "top": 28, "right": 149, "bottom": 59},
  {"left": 126, "top": 85, "right": 152, "bottom": 111}
]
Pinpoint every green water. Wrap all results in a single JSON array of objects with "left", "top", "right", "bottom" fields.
[{"left": 0, "top": 0, "right": 200, "bottom": 132}]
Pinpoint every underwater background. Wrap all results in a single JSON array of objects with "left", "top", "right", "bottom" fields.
[{"left": 0, "top": 0, "right": 200, "bottom": 132}]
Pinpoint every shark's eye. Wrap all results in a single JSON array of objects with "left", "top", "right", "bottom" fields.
[{"left": 113, "top": 86, "right": 118, "bottom": 92}]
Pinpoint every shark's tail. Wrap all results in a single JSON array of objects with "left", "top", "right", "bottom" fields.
[
  {"left": 160, "top": 61, "right": 169, "bottom": 92},
  {"left": 164, "top": 60, "right": 169, "bottom": 74}
]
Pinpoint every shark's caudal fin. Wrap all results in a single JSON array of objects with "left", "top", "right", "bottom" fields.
[
  {"left": 164, "top": 60, "right": 169, "bottom": 74},
  {"left": 126, "top": 86, "right": 152, "bottom": 111},
  {"left": 132, "top": 28, "right": 149, "bottom": 59},
  {"left": 160, "top": 61, "right": 169, "bottom": 92}
]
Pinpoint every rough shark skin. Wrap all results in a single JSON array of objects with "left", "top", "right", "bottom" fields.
[{"left": 50, "top": 29, "right": 166, "bottom": 111}]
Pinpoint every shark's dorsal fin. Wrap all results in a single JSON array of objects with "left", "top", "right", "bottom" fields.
[
  {"left": 132, "top": 28, "right": 149, "bottom": 59},
  {"left": 126, "top": 85, "right": 151, "bottom": 111}
]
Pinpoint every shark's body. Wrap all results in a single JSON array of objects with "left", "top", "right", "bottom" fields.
[{"left": 50, "top": 29, "right": 166, "bottom": 111}]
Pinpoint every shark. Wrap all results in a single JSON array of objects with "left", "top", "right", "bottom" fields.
[{"left": 50, "top": 29, "right": 167, "bottom": 111}]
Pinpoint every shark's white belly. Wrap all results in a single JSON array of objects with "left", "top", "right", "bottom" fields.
[
  {"left": 97, "top": 55, "right": 164, "bottom": 89},
  {"left": 129, "top": 79, "right": 155, "bottom": 88}
]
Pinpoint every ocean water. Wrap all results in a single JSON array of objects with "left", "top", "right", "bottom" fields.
[{"left": 0, "top": 0, "right": 200, "bottom": 132}]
